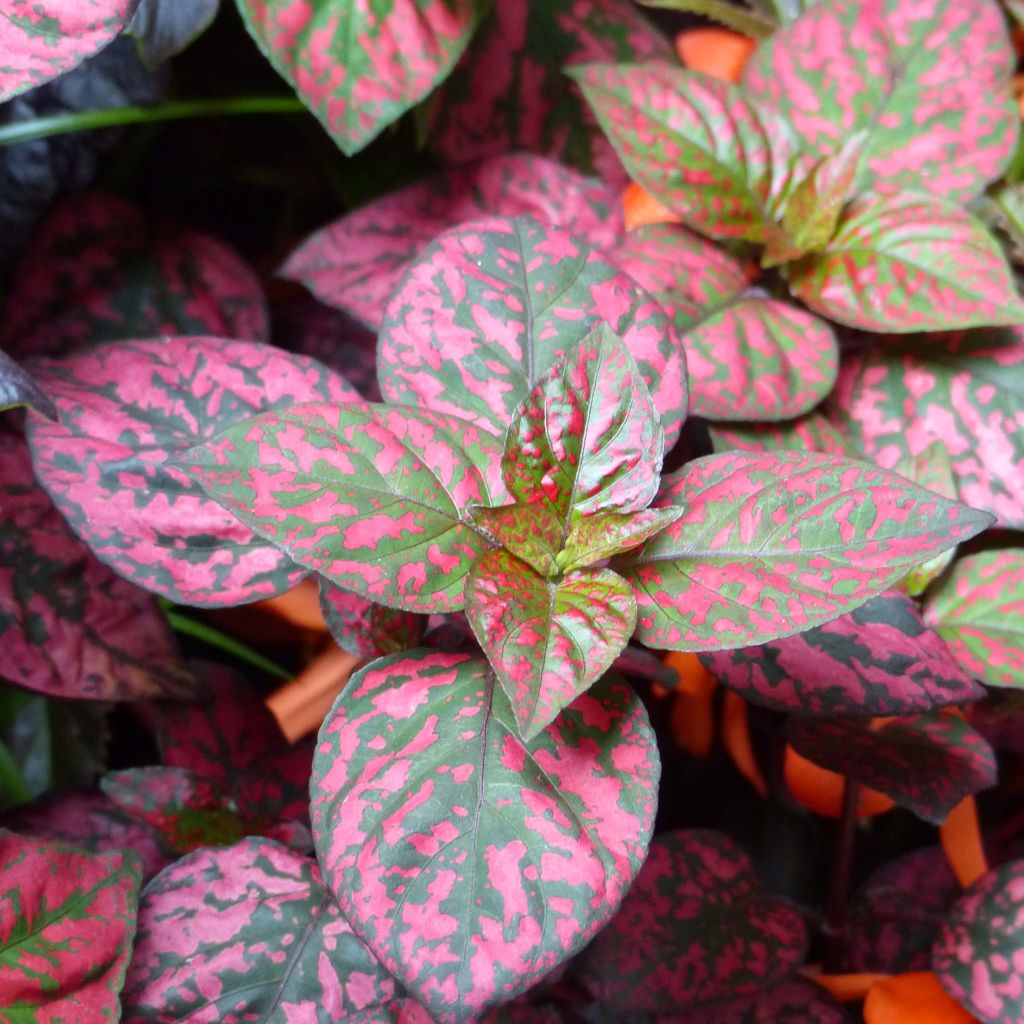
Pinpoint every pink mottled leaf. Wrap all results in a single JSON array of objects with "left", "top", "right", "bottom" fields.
[
  {"left": 667, "top": 979, "right": 848, "bottom": 1024},
  {"left": 743, "top": 0, "right": 1019, "bottom": 202},
  {"left": 708, "top": 413, "right": 851, "bottom": 457},
  {"left": 122, "top": 838, "right": 400, "bottom": 1022},
  {"left": 788, "top": 193, "right": 1024, "bottom": 332},
  {"left": 0, "top": 830, "right": 141, "bottom": 1020},
  {"left": 0, "top": 0, "right": 136, "bottom": 102},
  {"left": 469, "top": 503, "right": 562, "bottom": 578},
  {"left": 26, "top": 337, "right": 359, "bottom": 606},
  {"left": 0, "top": 348, "right": 56, "bottom": 418},
  {"left": 182, "top": 402, "right": 499, "bottom": 613},
  {"left": 237, "top": 0, "right": 488, "bottom": 155},
  {"left": 573, "top": 829, "right": 808, "bottom": 1013},
  {"left": 558, "top": 507, "right": 683, "bottom": 574},
  {"left": 377, "top": 215, "right": 688, "bottom": 446},
  {"left": 787, "top": 713, "right": 997, "bottom": 824},
  {"left": 465, "top": 548, "right": 637, "bottom": 739},
  {"left": 282, "top": 154, "right": 623, "bottom": 329},
  {"left": 619, "top": 450, "right": 994, "bottom": 651},
  {"left": 0, "top": 192, "right": 269, "bottom": 359},
  {"left": 321, "top": 581, "right": 425, "bottom": 658},
  {"left": 924, "top": 550, "right": 1024, "bottom": 690},
  {"left": 310, "top": 650, "right": 658, "bottom": 1023}
]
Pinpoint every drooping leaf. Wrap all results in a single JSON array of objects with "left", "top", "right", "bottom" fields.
[
  {"left": 0, "top": 348, "right": 56, "bottom": 418},
  {"left": 281, "top": 154, "right": 623, "bottom": 329},
  {"left": 377, "top": 215, "right": 687, "bottom": 444},
  {"left": 669, "top": 979, "right": 848, "bottom": 1024},
  {"left": 924, "top": 550, "right": 1024, "bottom": 690},
  {"left": 743, "top": 0, "right": 1019, "bottom": 202},
  {"left": 620, "top": 450, "right": 993, "bottom": 651},
  {"left": 700, "top": 591, "right": 984, "bottom": 716},
  {"left": 320, "top": 582, "right": 425, "bottom": 658},
  {"left": 0, "top": 0, "right": 137, "bottom": 102},
  {"left": 0, "top": 830, "right": 141, "bottom": 1020},
  {"left": 121, "top": 838, "right": 401, "bottom": 1022},
  {"left": 708, "top": 412, "right": 850, "bottom": 456},
  {"left": 787, "top": 713, "right": 997, "bottom": 824},
  {"left": 127, "top": 0, "right": 219, "bottom": 66},
  {"left": 26, "top": 337, "right": 359, "bottom": 606},
  {"left": 237, "top": 0, "right": 489, "bottom": 155},
  {"left": 310, "top": 650, "right": 658, "bottom": 1023},
  {"left": 573, "top": 829, "right": 808, "bottom": 1013},
  {"left": 465, "top": 548, "right": 637, "bottom": 739}
]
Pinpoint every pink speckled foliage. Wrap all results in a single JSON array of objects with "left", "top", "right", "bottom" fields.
[
  {"left": 321, "top": 581, "right": 425, "bottom": 658},
  {"left": 310, "top": 650, "right": 658, "bottom": 1023}
]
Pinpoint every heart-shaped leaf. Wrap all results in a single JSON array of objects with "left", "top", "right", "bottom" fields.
[
  {"left": 701, "top": 591, "right": 983, "bottom": 716},
  {"left": 26, "top": 337, "right": 359, "bottom": 606},
  {"left": 0, "top": 348, "right": 56, "bottom": 418},
  {"left": 377, "top": 215, "right": 688, "bottom": 446},
  {"left": 0, "top": 830, "right": 141, "bottom": 1020},
  {"left": 281, "top": 154, "right": 623, "bottom": 329},
  {"left": 320, "top": 581, "right": 426, "bottom": 658},
  {"left": 787, "top": 713, "right": 997, "bottom": 823},
  {"left": 122, "top": 838, "right": 402, "bottom": 1022},
  {"left": 465, "top": 548, "right": 637, "bottom": 738},
  {"left": 924, "top": 550, "right": 1024, "bottom": 690},
  {"left": 743, "top": 0, "right": 1019, "bottom": 202},
  {"left": 310, "top": 650, "right": 658, "bottom": 1023},
  {"left": 572, "top": 829, "right": 808, "bottom": 1012},
  {"left": 788, "top": 193, "right": 1024, "bottom": 332},
  {"left": 619, "top": 450, "right": 994, "bottom": 651}
]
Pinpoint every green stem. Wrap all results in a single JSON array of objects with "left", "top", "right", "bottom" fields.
[
  {"left": 0, "top": 737, "right": 32, "bottom": 806},
  {"left": 164, "top": 611, "right": 292, "bottom": 681},
  {"left": 637, "top": 0, "right": 776, "bottom": 38},
  {"left": 0, "top": 96, "right": 307, "bottom": 148}
]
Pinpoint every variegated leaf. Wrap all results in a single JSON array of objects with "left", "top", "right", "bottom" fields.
[
  {"left": 321, "top": 581, "right": 425, "bottom": 658},
  {"left": 281, "top": 154, "right": 623, "bottom": 329},
  {"left": 701, "top": 591, "right": 983, "bottom": 716},
  {"left": 666, "top": 979, "right": 848, "bottom": 1024},
  {"left": 465, "top": 548, "right": 636, "bottom": 739},
  {"left": 787, "top": 713, "right": 997, "bottom": 824},
  {"left": 182, "top": 402, "right": 498, "bottom": 613},
  {"left": 0, "top": 348, "right": 56, "bottom": 418},
  {"left": 310, "top": 650, "right": 658, "bottom": 1023},
  {"left": 377, "top": 215, "right": 688, "bottom": 445},
  {"left": 619, "top": 450, "right": 994, "bottom": 651},
  {"left": 708, "top": 413, "right": 850, "bottom": 456},
  {"left": 924, "top": 550, "right": 1024, "bottom": 690},
  {"left": 237, "top": 0, "right": 488, "bottom": 155},
  {"left": 573, "top": 829, "right": 808, "bottom": 1013},
  {"left": 469, "top": 503, "right": 561, "bottom": 577},
  {"left": 558, "top": 507, "right": 682, "bottom": 573},
  {"left": 26, "top": 337, "right": 359, "bottom": 606},
  {"left": 788, "top": 193, "right": 1024, "bottom": 332},
  {"left": 0, "top": 830, "right": 141, "bottom": 1020},
  {"left": 122, "top": 838, "right": 401, "bottom": 1022},
  {"left": 743, "top": 0, "right": 1019, "bottom": 201}
]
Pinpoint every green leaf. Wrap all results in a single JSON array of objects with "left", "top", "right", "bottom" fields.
[
  {"left": 469, "top": 503, "right": 561, "bottom": 577},
  {"left": 558, "top": 507, "right": 683, "bottom": 573}
]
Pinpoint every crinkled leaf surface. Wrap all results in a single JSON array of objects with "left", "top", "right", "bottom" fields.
[
  {"left": 310, "top": 650, "right": 658, "bottom": 1023},
  {"left": 127, "top": 0, "right": 219, "bottom": 67},
  {"left": 700, "top": 591, "right": 983, "bottom": 716},
  {"left": 282, "top": 154, "right": 623, "bottom": 330},
  {"left": 924, "top": 550, "right": 1024, "bottom": 690},
  {"left": 0, "top": 830, "right": 141, "bottom": 1020},
  {"left": 122, "top": 838, "right": 400, "bottom": 1022},
  {"left": 0, "top": 0, "right": 137, "bottom": 102},
  {"left": 377, "top": 215, "right": 687, "bottom": 445},
  {"left": 183, "top": 402, "right": 499, "bottom": 613},
  {"left": 320, "top": 581, "right": 425, "bottom": 659},
  {"left": 743, "top": 0, "right": 1018, "bottom": 201},
  {"left": 573, "top": 829, "right": 807, "bottom": 1013},
  {"left": 237, "top": 0, "right": 488, "bottom": 155},
  {"left": 788, "top": 194, "right": 1024, "bottom": 332},
  {"left": 0, "top": 349, "right": 56, "bottom": 418},
  {"left": 26, "top": 337, "right": 358, "bottom": 606},
  {"left": 675, "top": 979, "right": 848, "bottom": 1024},
  {"left": 620, "top": 450, "right": 992, "bottom": 651},
  {"left": 787, "top": 713, "right": 997, "bottom": 824}
]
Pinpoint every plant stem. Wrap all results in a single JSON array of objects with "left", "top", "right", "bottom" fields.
[
  {"left": 822, "top": 777, "right": 859, "bottom": 972},
  {"left": 164, "top": 611, "right": 292, "bottom": 681},
  {"left": 0, "top": 737, "right": 32, "bottom": 806},
  {"left": 0, "top": 96, "right": 307, "bottom": 148}
]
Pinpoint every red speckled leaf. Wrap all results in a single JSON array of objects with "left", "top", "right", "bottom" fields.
[
  {"left": 321, "top": 581, "right": 425, "bottom": 658},
  {"left": 0, "top": 432, "right": 195, "bottom": 700},
  {"left": 237, "top": 0, "right": 488, "bottom": 155},
  {"left": 182, "top": 402, "right": 498, "bottom": 613},
  {"left": 924, "top": 550, "right": 1024, "bottom": 690},
  {"left": 465, "top": 548, "right": 636, "bottom": 739},
  {"left": 0, "top": 830, "right": 141, "bottom": 1020},
  {"left": 701, "top": 591, "right": 984, "bottom": 716},
  {"left": 470, "top": 502, "right": 562, "bottom": 577},
  {"left": 0, "top": 192, "right": 269, "bottom": 360},
  {"left": 0, "top": 348, "right": 56, "bottom": 418},
  {"left": 0, "top": 0, "right": 136, "bottom": 102},
  {"left": 789, "top": 194, "right": 1024, "bottom": 332},
  {"left": 787, "top": 713, "right": 997, "bottom": 824},
  {"left": 708, "top": 413, "right": 851, "bottom": 457},
  {"left": 669, "top": 979, "right": 848, "bottom": 1024},
  {"left": 282, "top": 154, "right": 623, "bottom": 329},
  {"left": 559, "top": 507, "right": 682, "bottom": 573},
  {"left": 377, "top": 215, "right": 688, "bottom": 446},
  {"left": 122, "top": 838, "right": 401, "bottom": 1022},
  {"left": 573, "top": 829, "right": 807, "bottom": 1013},
  {"left": 619, "top": 450, "right": 993, "bottom": 651},
  {"left": 310, "top": 650, "right": 658, "bottom": 1023},
  {"left": 26, "top": 337, "right": 359, "bottom": 606},
  {"left": 743, "top": 0, "right": 1018, "bottom": 202}
]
